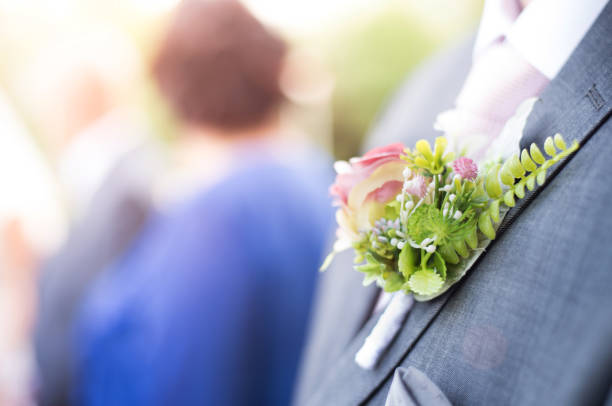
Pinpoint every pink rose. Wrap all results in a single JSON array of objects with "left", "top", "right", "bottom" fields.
[{"left": 330, "top": 143, "right": 406, "bottom": 206}]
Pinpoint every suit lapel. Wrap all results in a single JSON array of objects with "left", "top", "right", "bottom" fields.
[
  {"left": 294, "top": 248, "right": 379, "bottom": 405},
  {"left": 306, "top": 290, "right": 453, "bottom": 405},
  {"left": 307, "top": 3, "right": 612, "bottom": 405}
]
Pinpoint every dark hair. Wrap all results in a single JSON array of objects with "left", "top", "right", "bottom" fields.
[{"left": 153, "top": 0, "right": 287, "bottom": 130}]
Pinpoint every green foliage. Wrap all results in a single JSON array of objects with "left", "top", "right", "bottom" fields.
[
  {"left": 438, "top": 243, "right": 459, "bottom": 265},
  {"left": 406, "top": 137, "right": 455, "bottom": 175},
  {"left": 405, "top": 205, "right": 444, "bottom": 243},
  {"left": 405, "top": 204, "right": 475, "bottom": 247},
  {"left": 398, "top": 244, "right": 418, "bottom": 279},
  {"left": 431, "top": 252, "right": 447, "bottom": 279},
  {"left": 465, "top": 226, "right": 478, "bottom": 249},
  {"left": 452, "top": 239, "right": 469, "bottom": 258},
  {"left": 382, "top": 271, "right": 404, "bottom": 292},
  {"left": 324, "top": 132, "right": 578, "bottom": 302},
  {"left": 485, "top": 164, "right": 503, "bottom": 198},
  {"left": 407, "top": 269, "right": 444, "bottom": 296},
  {"left": 478, "top": 135, "right": 579, "bottom": 239},
  {"left": 478, "top": 210, "right": 496, "bottom": 240},
  {"left": 355, "top": 252, "right": 387, "bottom": 286}
]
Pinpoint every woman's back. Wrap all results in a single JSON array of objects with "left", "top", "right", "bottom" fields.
[{"left": 73, "top": 147, "right": 333, "bottom": 405}]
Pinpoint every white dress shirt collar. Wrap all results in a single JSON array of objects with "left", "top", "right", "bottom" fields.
[{"left": 474, "top": 0, "right": 609, "bottom": 79}]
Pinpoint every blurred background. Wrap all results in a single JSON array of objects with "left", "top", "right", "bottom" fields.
[
  {"left": 0, "top": 0, "right": 483, "bottom": 251},
  {"left": 0, "top": 0, "right": 482, "bottom": 404}
]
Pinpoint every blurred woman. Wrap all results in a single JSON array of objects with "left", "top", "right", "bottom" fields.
[
  {"left": 30, "top": 31, "right": 159, "bottom": 406},
  {"left": 72, "top": 1, "right": 333, "bottom": 405}
]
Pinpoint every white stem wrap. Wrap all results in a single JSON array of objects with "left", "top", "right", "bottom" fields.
[{"left": 354, "top": 293, "right": 414, "bottom": 370}]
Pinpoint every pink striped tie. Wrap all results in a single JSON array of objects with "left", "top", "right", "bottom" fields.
[{"left": 440, "top": 39, "right": 550, "bottom": 159}]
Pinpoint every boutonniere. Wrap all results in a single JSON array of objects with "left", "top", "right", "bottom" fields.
[{"left": 322, "top": 125, "right": 579, "bottom": 302}]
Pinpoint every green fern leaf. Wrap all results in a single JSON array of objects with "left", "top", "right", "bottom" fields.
[
  {"left": 478, "top": 212, "right": 496, "bottom": 240},
  {"left": 520, "top": 149, "right": 537, "bottom": 172},
  {"left": 514, "top": 182, "right": 525, "bottom": 198},
  {"left": 530, "top": 143, "right": 546, "bottom": 164},
  {"left": 503, "top": 189, "right": 515, "bottom": 207},
  {"left": 553, "top": 133, "right": 567, "bottom": 150},
  {"left": 485, "top": 164, "right": 503, "bottom": 198},
  {"left": 508, "top": 154, "right": 526, "bottom": 178},
  {"left": 544, "top": 136, "right": 556, "bottom": 157},
  {"left": 465, "top": 226, "right": 478, "bottom": 249},
  {"left": 500, "top": 164, "right": 515, "bottom": 186},
  {"left": 489, "top": 200, "right": 500, "bottom": 222},
  {"left": 536, "top": 169, "right": 547, "bottom": 185},
  {"left": 526, "top": 175, "right": 536, "bottom": 191}
]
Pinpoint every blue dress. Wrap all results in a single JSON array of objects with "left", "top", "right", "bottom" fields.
[{"left": 72, "top": 146, "right": 333, "bottom": 405}]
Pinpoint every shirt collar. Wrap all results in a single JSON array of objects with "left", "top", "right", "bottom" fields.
[
  {"left": 474, "top": 0, "right": 609, "bottom": 79},
  {"left": 473, "top": 0, "right": 521, "bottom": 58}
]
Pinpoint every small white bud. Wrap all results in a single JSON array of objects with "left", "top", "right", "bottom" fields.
[
  {"left": 421, "top": 237, "right": 434, "bottom": 246},
  {"left": 448, "top": 194, "right": 456, "bottom": 202},
  {"left": 425, "top": 245, "right": 436, "bottom": 253},
  {"left": 402, "top": 168, "right": 412, "bottom": 178},
  {"left": 453, "top": 210, "right": 462, "bottom": 220},
  {"left": 397, "top": 241, "right": 405, "bottom": 249},
  {"left": 333, "top": 160, "right": 352, "bottom": 174},
  {"left": 390, "top": 238, "right": 398, "bottom": 246}
]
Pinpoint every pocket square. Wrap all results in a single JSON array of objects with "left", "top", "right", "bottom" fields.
[{"left": 385, "top": 366, "right": 452, "bottom": 406}]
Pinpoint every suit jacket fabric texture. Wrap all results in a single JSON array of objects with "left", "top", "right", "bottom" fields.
[{"left": 295, "top": 4, "right": 612, "bottom": 405}]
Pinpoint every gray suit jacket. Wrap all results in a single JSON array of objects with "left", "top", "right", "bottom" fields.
[{"left": 295, "top": 4, "right": 612, "bottom": 405}]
